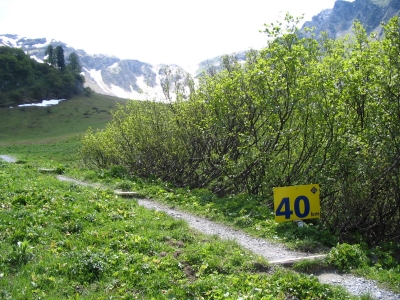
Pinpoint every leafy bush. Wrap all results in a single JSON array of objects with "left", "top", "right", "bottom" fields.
[
  {"left": 326, "top": 243, "right": 369, "bottom": 272},
  {"left": 277, "top": 221, "right": 337, "bottom": 251},
  {"left": 107, "top": 165, "right": 127, "bottom": 178},
  {"left": 80, "top": 16, "right": 400, "bottom": 246},
  {"left": 368, "top": 243, "right": 400, "bottom": 269},
  {"left": 70, "top": 250, "right": 109, "bottom": 283}
]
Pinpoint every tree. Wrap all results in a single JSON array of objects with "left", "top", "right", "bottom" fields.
[
  {"left": 44, "top": 45, "right": 55, "bottom": 66},
  {"left": 67, "top": 52, "right": 82, "bottom": 74},
  {"left": 44, "top": 45, "right": 66, "bottom": 70},
  {"left": 55, "top": 46, "right": 65, "bottom": 70}
]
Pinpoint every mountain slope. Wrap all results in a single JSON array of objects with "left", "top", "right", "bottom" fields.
[{"left": 302, "top": 0, "right": 400, "bottom": 38}]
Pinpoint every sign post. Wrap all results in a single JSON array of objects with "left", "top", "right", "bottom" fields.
[{"left": 273, "top": 184, "right": 320, "bottom": 223}]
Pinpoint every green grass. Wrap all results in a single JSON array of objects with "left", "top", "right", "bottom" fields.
[
  {"left": 0, "top": 94, "right": 127, "bottom": 144},
  {"left": 60, "top": 166, "right": 337, "bottom": 253},
  {"left": 292, "top": 258, "right": 330, "bottom": 274},
  {"left": 292, "top": 244, "right": 400, "bottom": 294},
  {"left": 1, "top": 137, "right": 81, "bottom": 167},
  {"left": 355, "top": 267, "right": 400, "bottom": 294},
  {"left": 0, "top": 161, "right": 355, "bottom": 299},
  {"left": 0, "top": 93, "right": 127, "bottom": 168}
]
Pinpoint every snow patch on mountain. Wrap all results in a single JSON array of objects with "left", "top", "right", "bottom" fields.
[
  {"left": 107, "top": 62, "right": 121, "bottom": 74},
  {"left": 32, "top": 40, "right": 51, "bottom": 48},
  {"left": 32, "top": 42, "right": 47, "bottom": 48},
  {"left": 183, "top": 63, "right": 200, "bottom": 77},
  {"left": 0, "top": 34, "right": 20, "bottom": 47},
  {"left": 30, "top": 55, "right": 44, "bottom": 63},
  {"left": 137, "top": 75, "right": 164, "bottom": 100},
  {"left": 110, "top": 84, "right": 132, "bottom": 99},
  {"left": 86, "top": 68, "right": 111, "bottom": 94},
  {"left": 109, "top": 75, "right": 165, "bottom": 101}
]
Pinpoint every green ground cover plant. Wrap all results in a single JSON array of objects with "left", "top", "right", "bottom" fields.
[
  {"left": 101, "top": 171, "right": 400, "bottom": 294},
  {"left": 326, "top": 244, "right": 369, "bottom": 272},
  {"left": 50, "top": 161, "right": 399, "bottom": 294},
  {"left": 135, "top": 182, "right": 337, "bottom": 252}
]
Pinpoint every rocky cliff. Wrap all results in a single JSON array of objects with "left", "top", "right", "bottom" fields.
[{"left": 302, "top": 0, "right": 400, "bottom": 38}]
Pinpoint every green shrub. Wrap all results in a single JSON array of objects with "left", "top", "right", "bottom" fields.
[
  {"left": 115, "top": 180, "right": 134, "bottom": 191},
  {"left": 55, "top": 164, "right": 65, "bottom": 174},
  {"left": 80, "top": 16, "right": 400, "bottom": 246},
  {"left": 107, "top": 165, "right": 127, "bottom": 179},
  {"left": 326, "top": 243, "right": 369, "bottom": 272}
]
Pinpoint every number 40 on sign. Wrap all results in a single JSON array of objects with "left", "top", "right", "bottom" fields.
[{"left": 273, "top": 184, "right": 320, "bottom": 223}]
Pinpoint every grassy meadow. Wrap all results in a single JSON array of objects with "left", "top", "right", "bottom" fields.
[
  {"left": 0, "top": 94, "right": 127, "bottom": 167},
  {"left": 0, "top": 94, "right": 397, "bottom": 299}
]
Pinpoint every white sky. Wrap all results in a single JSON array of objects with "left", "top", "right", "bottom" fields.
[{"left": 0, "top": 0, "right": 339, "bottom": 67}]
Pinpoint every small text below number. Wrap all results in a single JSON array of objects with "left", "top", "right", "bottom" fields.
[{"left": 273, "top": 184, "right": 320, "bottom": 223}]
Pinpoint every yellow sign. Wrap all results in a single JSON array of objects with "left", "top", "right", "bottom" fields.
[{"left": 273, "top": 184, "right": 320, "bottom": 223}]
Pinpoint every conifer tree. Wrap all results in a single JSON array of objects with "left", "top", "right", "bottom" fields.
[
  {"left": 55, "top": 46, "right": 65, "bottom": 70},
  {"left": 67, "top": 52, "right": 81, "bottom": 73},
  {"left": 44, "top": 45, "right": 55, "bottom": 66}
]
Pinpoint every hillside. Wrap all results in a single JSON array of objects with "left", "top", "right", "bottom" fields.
[
  {"left": 0, "top": 46, "right": 85, "bottom": 107},
  {"left": 0, "top": 94, "right": 127, "bottom": 144}
]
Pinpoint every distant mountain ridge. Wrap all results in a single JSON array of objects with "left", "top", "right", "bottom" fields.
[
  {"left": 301, "top": 0, "right": 400, "bottom": 38},
  {"left": 0, "top": 34, "right": 248, "bottom": 101},
  {"left": 0, "top": 34, "right": 191, "bottom": 101}
]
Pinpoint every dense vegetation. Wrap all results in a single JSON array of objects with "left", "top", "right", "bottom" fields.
[
  {"left": 81, "top": 15, "right": 400, "bottom": 246},
  {"left": 0, "top": 45, "right": 88, "bottom": 107},
  {"left": 0, "top": 94, "right": 398, "bottom": 298}
]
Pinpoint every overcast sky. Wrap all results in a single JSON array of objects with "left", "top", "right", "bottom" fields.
[{"left": 0, "top": 0, "right": 340, "bottom": 67}]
